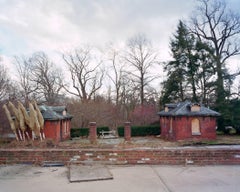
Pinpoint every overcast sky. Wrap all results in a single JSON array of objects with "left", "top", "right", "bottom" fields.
[
  {"left": 0, "top": 0, "right": 196, "bottom": 58},
  {"left": 0, "top": 0, "right": 239, "bottom": 77}
]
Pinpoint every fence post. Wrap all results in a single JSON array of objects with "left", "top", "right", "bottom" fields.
[
  {"left": 124, "top": 122, "right": 131, "bottom": 141},
  {"left": 89, "top": 122, "right": 97, "bottom": 144}
]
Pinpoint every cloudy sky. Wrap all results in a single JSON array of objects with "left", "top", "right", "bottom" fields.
[
  {"left": 0, "top": 0, "right": 239, "bottom": 76},
  {"left": 0, "top": 0, "right": 196, "bottom": 58}
]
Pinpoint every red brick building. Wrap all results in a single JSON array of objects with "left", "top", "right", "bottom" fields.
[
  {"left": 40, "top": 106, "right": 73, "bottom": 142},
  {"left": 158, "top": 101, "right": 220, "bottom": 141}
]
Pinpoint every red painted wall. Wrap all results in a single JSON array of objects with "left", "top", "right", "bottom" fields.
[
  {"left": 61, "top": 119, "right": 71, "bottom": 140},
  {"left": 160, "top": 116, "right": 216, "bottom": 141},
  {"left": 44, "top": 120, "right": 71, "bottom": 142}
]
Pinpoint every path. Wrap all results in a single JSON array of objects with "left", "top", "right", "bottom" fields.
[{"left": 0, "top": 165, "right": 239, "bottom": 192}]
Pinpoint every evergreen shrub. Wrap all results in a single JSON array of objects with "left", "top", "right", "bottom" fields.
[
  {"left": 71, "top": 127, "right": 110, "bottom": 138},
  {"left": 117, "top": 125, "right": 160, "bottom": 137}
]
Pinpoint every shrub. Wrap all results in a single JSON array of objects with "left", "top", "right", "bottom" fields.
[
  {"left": 70, "top": 127, "right": 110, "bottom": 138},
  {"left": 235, "top": 126, "right": 240, "bottom": 135},
  {"left": 96, "top": 126, "right": 109, "bottom": 135},
  {"left": 71, "top": 128, "right": 89, "bottom": 138},
  {"left": 117, "top": 126, "right": 124, "bottom": 137},
  {"left": 117, "top": 125, "right": 160, "bottom": 137}
]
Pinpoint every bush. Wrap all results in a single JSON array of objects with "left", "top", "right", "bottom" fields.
[
  {"left": 71, "top": 128, "right": 89, "bottom": 138},
  {"left": 117, "top": 125, "right": 160, "bottom": 137},
  {"left": 70, "top": 127, "right": 110, "bottom": 138},
  {"left": 235, "top": 126, "right": 240, "bottom": 135},
  {"left": 96, "top": 126, "right": 109, "bottom": 135},
  {"left": 117, "top": 126, "right": 124, "bottom": 137}
]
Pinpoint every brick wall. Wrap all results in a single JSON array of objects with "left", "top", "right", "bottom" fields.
[
  {"left": 44, "top": 120, "right": 71, "bottom": 142},
  {"left": 160, "top": 116, "right": 216, "bottom": 141},
  {"left": 1, "top": 147, "right": 240, "bottom": 165},
  {"left": 200, "top": 117, "right": 217, "bottom": 139},
  {"left": 44, "top": 121, "right": 61, "bottom": 141}
]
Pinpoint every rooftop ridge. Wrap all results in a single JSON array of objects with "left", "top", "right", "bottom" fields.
[{"left": 158, "top": 101, "right": 220, "bottom": 117}]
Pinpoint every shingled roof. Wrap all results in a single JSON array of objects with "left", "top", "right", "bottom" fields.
[
  {"left": 158, "top": 101, "right": 220, "bottom": 117},
  {"left": 39, "top": 105, "right": 73, "bottom": 120}
]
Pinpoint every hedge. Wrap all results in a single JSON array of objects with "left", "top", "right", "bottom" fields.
[
  {"left": 71, "top": 128, "right": 88, "bottom": 138},
  {"left": 96, "top": 126, "right": 109, "bottom": 135},
  {"left": 117, "top": 125, "right": 160, "bottom": 137},
  {"left": 71, "top": 126, "right": 109, "bottom": 138},
  {"left": 71, "top": 126, "right": 160, "bottom": 138}
]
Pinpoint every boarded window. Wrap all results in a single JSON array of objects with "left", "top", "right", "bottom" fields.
[
  {"left": 191, "top": 104, "right": 200, "bottom": 112},
  {"left": 165, "top": 107, "right": 169, "bottom": 112},
  {"left": 191, "top": 118, "right": 201, "bottom": 135}
]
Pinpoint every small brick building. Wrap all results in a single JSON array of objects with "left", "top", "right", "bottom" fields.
[
  {"left": 158, "top": 101, "right": 220, "bottom": 141},
  {"left": 40, "top": 105, "right": 73, "bottom": 142}
]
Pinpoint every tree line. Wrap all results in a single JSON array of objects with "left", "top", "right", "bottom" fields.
[{"left": 1, "top": 0, "right": 240, "bottom": 132}]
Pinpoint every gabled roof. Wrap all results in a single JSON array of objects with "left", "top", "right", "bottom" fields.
[
  {"left": 158, "top": 101, "right": 220, "bottom": 117},
  {"left": 39, "top": 105, "right": 73, "bottom": 121}
]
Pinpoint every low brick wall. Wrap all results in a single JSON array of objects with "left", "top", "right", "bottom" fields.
[{"left": 1, "top": 146, "right": 240, "bottom": 165}]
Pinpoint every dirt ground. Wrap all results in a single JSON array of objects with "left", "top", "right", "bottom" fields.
[{"left": 1, "top": 135, "right": 240, "bottom": 149}]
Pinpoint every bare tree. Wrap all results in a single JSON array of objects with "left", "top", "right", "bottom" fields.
[
  {"left": 107, "top": 48, "right": 125, "bottom": 106},
  {"left": 0, "top": 60, "right": 20, "bottom": 135},
  {"left": 14, "top": 56, "right": 38, "bottom": 105},
  {"left": 29, "top": 52, "right": 64, "bottom": 105},
  {"left": 190, "top": 0, "right": 240, "bottom": 107},
  {"left": 62, "top": 47, "right": 104, "bottom": 101},
  {"left": 125, "top": 34, "right": 159, "bottom": 105},
  {"left": 14, "top": 53, "right": 64, "bottom": 105},
  {"left": 0, "top": 63, "right": 10, "bottom": 101}
]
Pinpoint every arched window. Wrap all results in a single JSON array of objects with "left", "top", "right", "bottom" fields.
[{"left": 191, "top": 118, "right": 201, "bottom": 135}]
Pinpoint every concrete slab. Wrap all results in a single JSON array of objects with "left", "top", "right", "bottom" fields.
[
  {"left": 0, "top": 165, "right": 240, "bottom": 192},
  {"left": 152, "top": 165, "right": 240, "bottom": 192},
  {"left": 69, "top": 165, "right": 113, "bottom": 182}
]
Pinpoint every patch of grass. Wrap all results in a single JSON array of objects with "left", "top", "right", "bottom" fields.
[
  {"left": 181, "top": 135, "right": 240, "bottom": 146},
  {"left": 217, "top": 131, "right": 224, "bottom": 135},
  {"left": 0, "top": 138, "right": 12, "bottom": 146}
]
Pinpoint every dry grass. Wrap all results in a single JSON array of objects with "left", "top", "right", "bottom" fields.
[{"left": 1, "top": 135, "right": 240, "bottom": 149}]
